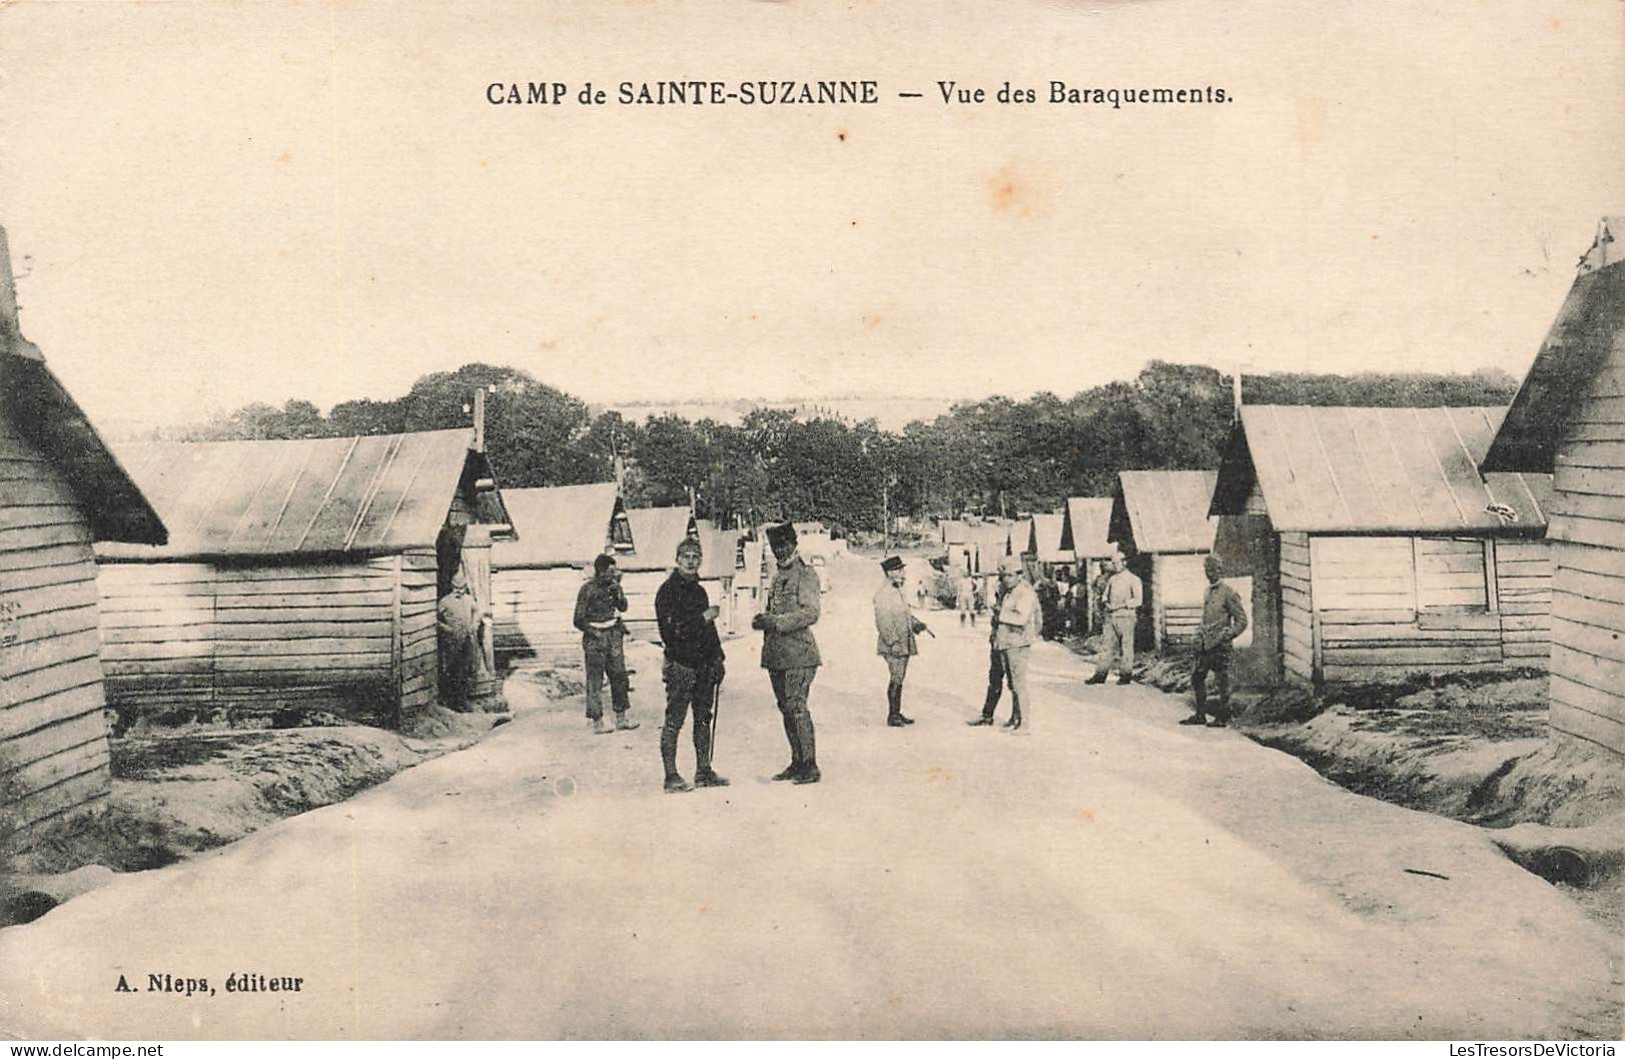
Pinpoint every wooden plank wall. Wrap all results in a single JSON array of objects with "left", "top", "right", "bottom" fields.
[
  {"left": 1279, "top": 532, "right": 1313, "bottom": 682},
  {"left": 399, "top": 549, "right": 439, "bottom": 716},
  {"left": 1, "top": 419, "right": 112, "bottom": 831},
  {"left": 1494, "top": 539, "right": 1553, "bottom": 667},
  {"left": 98, "top": 563, "right": 215, "bottom": 713},
  {"left": 620, "top": 569, "right": 666, "bottom": 644},
  {"left": 1152, "top": 553, "right": 1208, "bottom": 647},
  {"left": 492, "top": 566, "right": 588, "bottom": 665},
  {"left": 99, "top": 558, "right": 408, "bottom": 724},
  {"left": 1546, "top": 360, "right": 1625, "bottom": 755},
  {"left": 1548, "top": 543, "right": 1625, "bottom": 753},
  {"left": 1311, "top": 535, "right": 1497, "bottom": 681},
  {"left": 1303, "top": 534, "right": 1552, "bottom": 683}
]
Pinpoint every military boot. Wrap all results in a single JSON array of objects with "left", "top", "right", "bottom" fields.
[
  {"left": 886, "top": 684, "right": 907, "bottom": 727},
  {"left": 894, "top": 685, "right": 915, "bottom": 726},
  {"left": 773, "top": 711, "right": 803, "bottom": 780},
  {"left": 661, "top": 725, "right": 691, "bottom": 792},
  {"left": 792, "top": 716, "right": 820, "bottom": 784},
  {"left": 693, "top": 719, "right": 730, "bottom": 788}
]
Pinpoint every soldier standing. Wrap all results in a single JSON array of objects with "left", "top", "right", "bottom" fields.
[
  {"left": 573, "top": 554, "right": 640, "bottom": 734},
  {"left": 436, "top": 567, "right": 483, "bottom": 712},
  {"left": 1182, "top": 555, "right": 1249, "bottom": 728},
  {"left": 655, "top": 537, "right": 728, "bottom": 792},
  {"left": 967, "top": 569, "right": 1016, "bottom": 727},
  {"left": 1088, "top": 553, "right": 1143, "bottom": 686},
  {"left": 751, "top": 522, "right": 823, "bottom": 784},
  {"left": 990, "top": 555, "right": 1041, "bottom": 734},
  {"left": 873, "top": 555, "right": 927, "bottom": 728}
]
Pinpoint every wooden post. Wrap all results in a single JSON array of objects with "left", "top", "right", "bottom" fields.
[
  {"left": 390, "top": 554, "right": 404, "bottom": 723},
  {"left": 472, "top": 388, "right": 487, "bottom": 453}
]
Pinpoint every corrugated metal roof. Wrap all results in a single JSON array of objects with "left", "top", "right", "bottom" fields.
[
  {"left": 493, "top": 483, "right": 621, "bottom": 569},
  {"left": 1114, "top": 471, "right": 1219, "bottom": 554},
  {"left": 624, "top": 506, "right": 697, "bottom": 572},
  {"left": 1060, "top": 498, "right": 1114, "bottom": 559},
  {"left": 1, "top": 227, "right": 166, "bottom": 546},
  {"left": 97, "top": 429, "right": 493, "bottom": 560},
  {"left": 1218, "top": 406, "right": 1549, "bottom": 533},
  {"left": 1483, "top": 226, "right": 1625, "bottom": 474},
  {"left": 1031, "top": 512, "right": 1070, "bottom": 564}
]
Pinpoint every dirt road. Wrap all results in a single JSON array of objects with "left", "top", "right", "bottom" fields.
[{"left": 1, "top": 554, "right": 1618, "bottom": 1039}]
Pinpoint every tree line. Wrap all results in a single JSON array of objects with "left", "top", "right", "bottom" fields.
[{"left": 173, "top": 361, "right": 1520, "bottom": 532}]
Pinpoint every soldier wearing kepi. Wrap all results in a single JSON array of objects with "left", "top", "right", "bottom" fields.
[
  {"left": 654, "top": 537, "right": 728, "bottom": 792},
  {"left": 573, "top": 553, "right": 640, "bottom": 734},
  {"left": 873, "top": 555, "right": 928, "bottom": 728},
  {"left": 751, "top": 522, "right": 823, "bottom": 784},
  {"left": 1182, "top": 554, "right": 1249, "bottom": 728}
]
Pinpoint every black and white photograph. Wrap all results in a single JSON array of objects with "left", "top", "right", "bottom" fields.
[{"left": 0, "top": 1, "right": 1621, "bottom": 1043}]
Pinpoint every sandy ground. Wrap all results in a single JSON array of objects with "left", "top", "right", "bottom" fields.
[{"left": 0, "top": 553, "right": 1619, "bottom": 1040}]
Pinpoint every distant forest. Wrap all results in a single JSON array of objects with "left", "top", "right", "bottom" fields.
[{"left": 173, "top": 361, "right": 1520, "bottom": 531}]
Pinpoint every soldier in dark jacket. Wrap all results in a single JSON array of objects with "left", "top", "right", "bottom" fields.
[
  {"left": 1182, "top": 555, "right": 1249, "bottom": 728},
  {"left": 751, "top": 522, "right": 822, "bottom": 784},
  {"left": 654, "top": 537, "right": 728, "bottom": 792}
]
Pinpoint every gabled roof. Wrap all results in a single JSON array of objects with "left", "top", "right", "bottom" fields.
[
  {"left": 1031, "top": 512, "right": 1070, "bottom": 564},
  {"left": 698, "top": 527, "right": 740, "bottom": 580},
  {"left": 1112, "top": 471, "right": 1219, "bottom": 554},
  {"left": 1008, "top": 518, "right": 1035, "bottom": 555},
  {"left": 493, "top": 483, "right": 622, "bottom": 569},
  {"left": 1212, "top": 406, "right": 1549, "bottom": 534},
  {"left": 99, "top": 429, "right": 505, "bottom": 561},
  {"left": 624, "top": 506, "right": 697, "bottom": 572},
  {"left": 1483, "top": 217, "right": 1625, "bottom": 474},
  {"left": 964, "top": 520, "right": 1013, "bottom": 561},
  {"left": 0, "top": 227, "right": 165, "bottom": 545},
  {"left": 1060, "top": 498, "right": 1115, "bottom": 560}
]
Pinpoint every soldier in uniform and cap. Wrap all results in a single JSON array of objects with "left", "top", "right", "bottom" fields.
[
  {"left": 436, "top": 567, "right": 483, "bottom": 712},
  {"left": 654, "top": 537, "right": 728, "bottom": 792},
  {"left": 751, "top": 522, "right": 823, "bottom": 784},
  {"left": 573, "top": 553, "right": 640, "bottom": 734},
  {"left": 1182, "top": 555, "right": 1249, "bottom": 728},
  {"left": 990, "top": 555, "right": 1042, "bottom": 734},
  {"left": 873, "top": 555, "right": 928, "bottom": 728}
]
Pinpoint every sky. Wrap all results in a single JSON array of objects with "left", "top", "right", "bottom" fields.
[{"left": 0, "top": 0, "right": 1621, "bottom": 433}]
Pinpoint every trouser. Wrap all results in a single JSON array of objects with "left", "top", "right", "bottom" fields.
[
  {"left": 1102, "top": 612, "right": 1137, "bottom": 674},
  {"left": 1001, "top": 646, "right": 1033, "bottom": 730},
  {"left": 769, "top": 666, "right": 819, "bottom": 767},
  {"left": 660, "top": 660, "right": 718, "bottom": 775},
  {"left": 439, "top": 636, "right": 473, "bottom": 711},
  {"left": 582, "top": 628, "right": 631, "bottom": 720},
  {"left": 980, "top": 643, "right": 1016, "bottom": 718},
  {"left": 884, "top": 655, "right": 910, "bottom": 718},
  {"left": 1191, "top": 645, "right": 1233, "bottom": 718}
]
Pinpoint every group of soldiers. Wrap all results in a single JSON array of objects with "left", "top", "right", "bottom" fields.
[
  {"left": 564, "top": 522, "right": 1251, "bottom": 793},
  {"left": 570, "top": 521, "right": 822, "bottom": 792}
]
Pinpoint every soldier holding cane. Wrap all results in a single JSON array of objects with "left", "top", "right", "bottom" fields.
[{"left": 654, "top": 537, "right": 729, "bottom": 793}]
